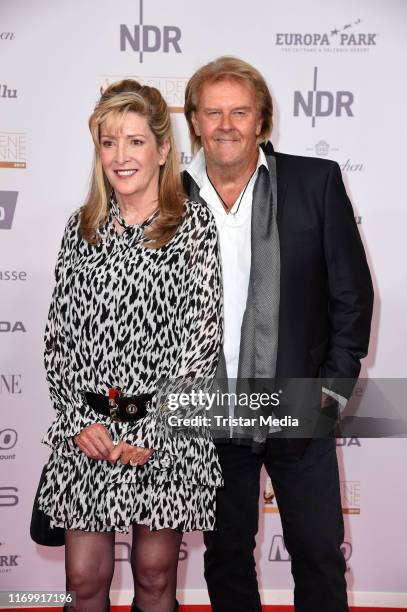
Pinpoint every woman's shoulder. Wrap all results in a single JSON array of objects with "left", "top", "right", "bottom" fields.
[
  {"left": 183, "top": 199, "right": 216, "bottom": 233},
  {"left": 60, "top": 207, "right": 82, "bottom": 249}
]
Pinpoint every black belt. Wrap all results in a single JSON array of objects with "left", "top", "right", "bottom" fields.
[{"left": 85, "top": 389, "right": 154, "bottom": 422}]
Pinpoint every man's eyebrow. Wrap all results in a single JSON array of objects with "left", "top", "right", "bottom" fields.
[{"left": 203, "top": 105, "right": 252, "bottom": 111}]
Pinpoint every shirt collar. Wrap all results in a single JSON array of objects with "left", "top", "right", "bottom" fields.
[
  {"left": 186, "top": 146, "right": 269, "bottom": 189},
  {"left": 108, "top": 191, "right": 159, "bottom": 232}
]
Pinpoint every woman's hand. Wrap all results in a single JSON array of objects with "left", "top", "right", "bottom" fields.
[
  {"left": 109, "top": 441, "right": 155, "bottom": 466},
  {"left": 73, "top": 423, "right": 115, "bottom": 461}
]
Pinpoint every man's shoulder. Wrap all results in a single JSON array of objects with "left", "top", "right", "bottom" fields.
[{"left": 274, "top": 150, "right": 338, "bottom": 174}]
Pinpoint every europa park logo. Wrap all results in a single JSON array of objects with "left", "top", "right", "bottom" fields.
[
  {"left": 276, "top": 18, "right": 378, "bottom": 53},
  {"left": 120, "top": 0, "right": 181, "bottom": 62}
]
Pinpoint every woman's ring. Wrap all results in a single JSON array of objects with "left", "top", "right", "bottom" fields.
[{"left": 129, "top": 458, "right": 138, "bottom": 467}]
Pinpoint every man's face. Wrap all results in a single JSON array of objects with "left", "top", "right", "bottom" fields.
[{"left": 191, "top": 78, "right": 262, "bottom": 170}]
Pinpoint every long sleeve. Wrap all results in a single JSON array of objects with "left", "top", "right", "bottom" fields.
[
  {"left": 321, "top": 162, "right": 374, "bottom": 400},
  {"left": 122, "top": 207, "right": 223, "bottom": 451},
  {"left": 42, "top": 212, "right": 97, "bottom": 450}
]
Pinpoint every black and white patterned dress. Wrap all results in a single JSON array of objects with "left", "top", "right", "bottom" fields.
[{"left": 38, "top": 197, "right": 223, "bottom": 532}]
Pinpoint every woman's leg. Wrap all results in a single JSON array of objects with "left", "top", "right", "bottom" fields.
[
  {"left": 131, "top": 524, "right": 182, "bottom": 612},
  {"left": 65, "top": 529, "right": 115, "bottom": 611}
]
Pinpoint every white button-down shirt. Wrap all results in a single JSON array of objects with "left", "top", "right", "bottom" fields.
[
  {"left": 187, "top": 148, "right": 347, "bottom": 411},
  {"left": 187, "top": 147, "right": 268, "bottom": 380}
]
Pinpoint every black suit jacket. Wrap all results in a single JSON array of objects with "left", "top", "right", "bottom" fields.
[
  {"left": 265, "top": 142, "right": 373, "bottom": 398},
  {"left": 182, "top": 141, "right": 373, "bottom": 432}
]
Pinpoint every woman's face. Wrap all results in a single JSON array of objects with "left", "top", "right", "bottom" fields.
[{"left": 99, "top": 111, "right": 169, "bottom": 203}]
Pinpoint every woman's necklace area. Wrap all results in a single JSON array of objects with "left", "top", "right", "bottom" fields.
[{"left": 206, "top": 168, "right": 256, "bottom": 216}]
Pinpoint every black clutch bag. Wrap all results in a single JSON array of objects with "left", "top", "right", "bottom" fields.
[{"left": 30, "top": 464, "right": 65, "bottom": 547}]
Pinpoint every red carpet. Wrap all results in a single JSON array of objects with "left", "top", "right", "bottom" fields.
[{"left": 9, "top": 606, "right": 405, "bottom": 611}]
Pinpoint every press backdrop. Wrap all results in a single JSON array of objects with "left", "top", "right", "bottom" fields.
[{"left": 1, "top": 0, "right": 407, "bottom": 607}]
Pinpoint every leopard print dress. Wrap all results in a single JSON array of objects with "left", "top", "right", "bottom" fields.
[{"left": 38, "top": 196, "right": 223, "bottom": 532}]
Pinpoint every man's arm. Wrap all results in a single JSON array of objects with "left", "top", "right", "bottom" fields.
[{"left": 321, "top": 161, "right": 374, "bottom": 401}]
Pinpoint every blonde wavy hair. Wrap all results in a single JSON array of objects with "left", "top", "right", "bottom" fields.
[
  {"left": 184, "top": 56, "right": 273, "bottom": 153},
  {"left": 80, "top": 79, "right": 184, "bottom": 248}
]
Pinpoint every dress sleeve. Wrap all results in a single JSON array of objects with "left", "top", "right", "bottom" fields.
[
  {"left": 42, "top": 212, "right": 97, "bottom": 450},
  {"left": 122, "top": 208, "right": 223, "bottom": 451}
]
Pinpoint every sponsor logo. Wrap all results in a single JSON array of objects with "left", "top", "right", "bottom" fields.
[
  {"left": 294, "top": 67, "right": 354, "bottom": 128},
  {"left": 0, "top": 191, "right": 18, "bottom": 229},
  {"left": 0, "top": 429, "right": 17, "bottom": 450},
  {"left": 0, "top": 83, "right": 17, "bottom": 99},
  {"left": 0, "top": 542, "right": 20, "bottom": 574},
  {"left": 306, "top": 141, "right": 363, "bottom": 172},
  {"left": 264, "top": 472, "right": 361, "bottom": 514},
  {"left": 0, "top": 270, "right": 27, "bottom": 281},
  {"left": 120, "top": 0, "right": 181, "bottom": 63},
  {"left": 101, "top": 75, "right": 187, "bottom": 113},
  {"left": 341, "top": 481, "right": 361, "bottom": 514},
  {"left": 0, "top": 487, "right": 19, "bottom": 507},
  {"left": 0, "top": 132, "right": 26, "bottom": 168},
  {"left": 276, "top": 18, "right": 378, "bottom": 53},
  {"left": 0, "top": 428, "right": 17, "bottom": 461},
  {"left": 0, "top": 374, "right": 22, "bottom": 394},
  {"left": 0, "top": 32, "right": 14, "bottom": 41},
  {"left": 180, "top": 151, "right": 192, "bottom": 166},
  {"left": 336, "top": 437, "right": 361, "bottom": 447},
  {"left": 0, "top": 321, "right": 26, "bottom": 332},
  {"left": 263, "top": 477, "right": 278, "bottom": 514},
  {"left": 268, "top": 535, "right": 352, "bottom": 565}
]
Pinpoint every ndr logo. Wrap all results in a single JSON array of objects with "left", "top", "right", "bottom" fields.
[
  {"left": 120, "top": 0, "right": 181, "bottom": 63},
  {"left": 294, "top": 67, "right": 353, "bottom": 127},
  {"left": 0, "top": 191, "right": 18, "bottom": 229}
]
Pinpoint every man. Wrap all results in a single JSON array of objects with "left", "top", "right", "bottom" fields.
[{"left": 182, "top": 57, "right": 373, "bottom": 612}]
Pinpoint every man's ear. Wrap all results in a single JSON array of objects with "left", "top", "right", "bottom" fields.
[
  {"left": 255, "top": 115, "right": 262, "bottom": 138},
  {"left": 191, "top": 111, "right": 201, "bottom": 136}
]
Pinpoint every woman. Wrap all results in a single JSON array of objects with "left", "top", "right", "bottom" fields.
[{"left": 38, "top": 80, "right": 223, "bottom": 612}]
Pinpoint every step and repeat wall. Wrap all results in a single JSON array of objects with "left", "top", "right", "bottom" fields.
[{"left": 1, "top": 0, "right": 406, "bottom": 607}]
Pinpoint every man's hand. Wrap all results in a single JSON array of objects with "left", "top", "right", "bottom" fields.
[
  {"left": 74, "top": 423, "right": 115, "bottom": 461},
  {"left": 109, "top": 441, "right": 155, "bottom": 466}
]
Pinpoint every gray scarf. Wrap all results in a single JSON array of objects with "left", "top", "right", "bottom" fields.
[{"left": 185, "top": 151, "right": 280, "bottom": 450}]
